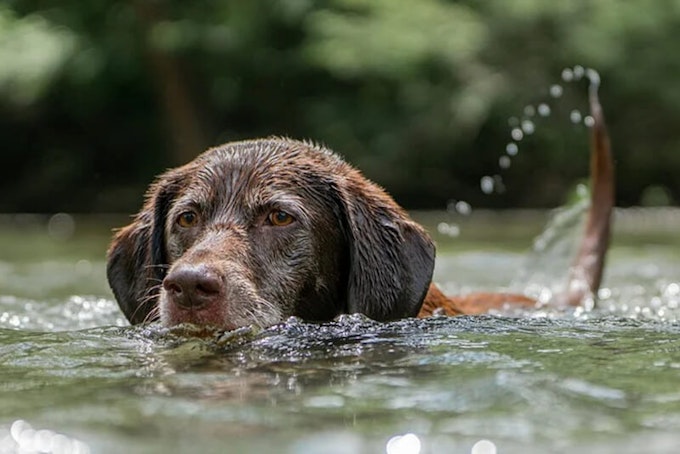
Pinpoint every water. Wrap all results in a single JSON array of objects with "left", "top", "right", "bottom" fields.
[
  {"left": 0, "top": 211, "right": 679, "bottom": 454},
  {"left": 479, "top": 66, "right": 601, "bottom": 200}
]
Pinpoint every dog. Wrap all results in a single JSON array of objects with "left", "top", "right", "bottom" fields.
[{"left": 107, "top": 87, "right": 613, "bottom": 330}]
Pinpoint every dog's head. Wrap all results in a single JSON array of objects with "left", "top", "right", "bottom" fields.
[{"left": 107, "top": 138, "right": 435, "bottom": 330}]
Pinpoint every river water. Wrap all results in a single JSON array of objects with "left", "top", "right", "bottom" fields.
[{"left": 0, "top": 210, "right": 678, "bottom": 454}]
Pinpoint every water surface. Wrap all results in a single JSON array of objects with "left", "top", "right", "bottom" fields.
[{"left": 0, "top": 210, "right": 679, "bottom": 454}]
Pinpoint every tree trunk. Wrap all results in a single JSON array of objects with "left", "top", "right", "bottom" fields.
[{"left": 134, "top": 1, "right": 209, "bottom": 165}]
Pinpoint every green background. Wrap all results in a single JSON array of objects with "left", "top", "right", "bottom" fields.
[{"left": 1, "top": 0, "right": 678, "bottom": 212}]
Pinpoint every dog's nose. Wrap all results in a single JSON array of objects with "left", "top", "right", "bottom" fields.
[{"left": 163, "top": 265, "right": 223, "bottom": 310}]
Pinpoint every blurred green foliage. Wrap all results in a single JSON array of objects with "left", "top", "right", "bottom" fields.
[{"left": 0, "top": 0, "right": 678, "bottom": 212}]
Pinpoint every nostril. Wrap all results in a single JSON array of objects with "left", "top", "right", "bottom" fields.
[
  {"left": 163, "top": 280, "right": 183, "bottom": 295},
  {"left": 195, "top": 275, "right": 221, "bottom": 296}
]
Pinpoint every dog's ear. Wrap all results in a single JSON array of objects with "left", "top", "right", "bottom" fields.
[
  {"left": 335, "top": 176, "right": 436, "bottom": 321},
  {"left": 106, "top": 171, "right": 181, "bottom": 324}
]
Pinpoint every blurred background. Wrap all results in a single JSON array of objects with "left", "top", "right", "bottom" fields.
[{"left": 1, "top": 0, "right": 678, "bottom": 214}]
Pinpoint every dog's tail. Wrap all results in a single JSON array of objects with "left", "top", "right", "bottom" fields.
[
  {"left": 420, "top": 71, "right": 614, "bottom": 317},
  {"left": 559, "top": 71, "right": 614, "bottom": 307}
]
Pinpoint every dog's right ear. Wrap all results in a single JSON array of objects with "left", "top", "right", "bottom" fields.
[
  {"left": 330, "top": 173, "right": 436, "bottom": 321},
  {"left": 106, "top": 170, "right": 183, "bottom": 324}
]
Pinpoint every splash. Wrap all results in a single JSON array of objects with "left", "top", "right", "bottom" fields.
[
  {"left": 442, "top": 63, "right": 602, "bottom": 233},
  {"left": 509, "top": 188, "right": 590, "bottom": 304},
  {"left": 505, "top": 68, "right": 615, "bottom": 313},
  {"left": 480, "top": 65, "right": 601, "bottom": 195}
]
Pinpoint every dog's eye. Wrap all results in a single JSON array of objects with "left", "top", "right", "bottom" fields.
[
  {"left": 177, "top": 211, "right": 199, "bottom": 228},
  {"left": 267, "top": 210, "right": 295, "bottom": 227}
]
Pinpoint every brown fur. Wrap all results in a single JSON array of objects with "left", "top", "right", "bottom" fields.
[
  {"left": 107, "top": 138, "right": 435, "bottom": 329},
  {"left": 418, "top": 284, "right": 536, "bottom": 317},
  {"left": 107, "top": 86, "right": 613, "bottom": 330}
]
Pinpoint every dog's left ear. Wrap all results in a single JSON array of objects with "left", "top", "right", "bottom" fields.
[
  {"left": 106, "top": 170, "right": 182, "bottom": 324},
  {"left": 336, "top": 177, "right": 436, "bottom": 321}
]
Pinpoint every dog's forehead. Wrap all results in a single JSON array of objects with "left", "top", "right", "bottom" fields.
[
  {"left": 186, "top": 138, "right": 345, "bottom": 212},
  {"left": 207, "top": 138, "right": 338, "bottom": 173}
]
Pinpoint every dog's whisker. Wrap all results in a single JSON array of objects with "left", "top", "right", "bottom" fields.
[
  {"left": 125, "top": 283, "right": 163, "bottom": 324},
  {"left": 144, "top": 278, "right": 164, "bottom": 285},
  {"left": 142, "top": 305, "right": 161, "bottom": 324},
  {"left": 144, "top": 264, "right": 170, "bottom": 270}
]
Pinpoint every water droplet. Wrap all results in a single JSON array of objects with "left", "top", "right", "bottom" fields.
[
  {"left": 537, "top": 103, "right": 551, "bottom": 117},
  {"left": 586, "top": 68, "right": 600, "bottom": 86},
  {"left": 437, "top": 222, "right": 460, "bottom": 237},
  {"left": 570, "top": 109, "right": 582, "bottom": 124},
  {"left": 549, "top": 84, "right": 563, "bottom": 98},
  {"left": 523, "top": 105, "right": 536, "bottom": 117},
  {"left": 561, "top": 68, "right": 574, "bottom": 82},
  {"left": 521, "top": 119, "right": 535, "bottom": 135},
  {"left": 507, "top": 116, "right": 519, "bottom": 127},
  {"left": 573, "top": 65, "right": 585, "bottom": 80},
  {"left": 47, "top": 213, "right": 75, "bottom": 240},
  {"left": 538, "top": 287, "right": 553, "bottom": 304},
  {"left": 511, "top": 127, "right": 524, "bottom": 141},
  {"left": 598, "top": 287, "right": 612, "bottom": 299},
  {"left": 505, "top": 142, "right": 519, "bottom": 156},
  {"left": 499, "top": 156, "right": 511, "bottom": 169},
  {"left": 480, "top": 176, "right": 494, "bottom": 194},
  {"left": 386, "top": 433, "right": 421, "bottom": 454},
  {"left": 455, "top": 200, "right": 471, "bottom": 215},
  {"left": 11, "top": 420, "right": 31, "bottom": 443},
  {"left": 447, "top": 200, "right": 471, "bottom": 216},
  {"left": 584, "top": 115, "right": 595, "bottom": 127},
  {"left": 471, "top": 439, "right": 497, "bottom": 454}
]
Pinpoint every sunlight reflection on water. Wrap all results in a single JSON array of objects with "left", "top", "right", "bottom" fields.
[
  {"left": 0, "top": 420, "right": 90, "bottom": 454},
  {"left": 385, "top": 433, "right": 421, "bottom": 454},
  {"left": 0, "top": 295, "right": 126, "bottom": 331}
]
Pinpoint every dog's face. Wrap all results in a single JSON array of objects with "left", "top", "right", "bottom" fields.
[
  {"left": 159, "top": 142, "right": 349, "bottom": 329},
  {"left": 107, "top": 138, "right": 435, "bottom": 330}
]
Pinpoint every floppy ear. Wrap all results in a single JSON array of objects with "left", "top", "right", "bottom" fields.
[
  {"left": 106, "top": 173, "right": 180, "bottom": 324},
  {"left": 337, "top": 177, "right": 436, "bottom": 321}
]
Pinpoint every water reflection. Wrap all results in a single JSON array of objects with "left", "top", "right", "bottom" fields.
[
  {"left": 0, "top": 420, "right": 90, "bottom": 454},
  {"left": 385, "top": 433, "right": 421, "bottom": 454},
  {"left": 471, "top": 439, "right": 497, "bottom": 454},
  {"left": 47, "top": 213, "right": 76, "bottom": 241}
]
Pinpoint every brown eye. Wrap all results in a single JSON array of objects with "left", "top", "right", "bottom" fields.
[
  {"left": 177, "top": 211, "right": 198, "bottom": 228},
  {"left": 268, "top": 210, "right": 295, "bottom": 227}
]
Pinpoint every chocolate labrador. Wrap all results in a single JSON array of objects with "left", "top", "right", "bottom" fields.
[{"left": 107, "top": 87, "right": 613, "bottom": 330}]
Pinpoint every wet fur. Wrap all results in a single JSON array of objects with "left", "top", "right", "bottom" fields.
[
  {"left": 107, "top": 138, "right": 435, "bottom": 329},
  {"left": 108, "top": 86, "right": 612, "bottom": 329}
]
